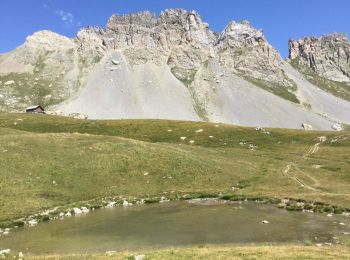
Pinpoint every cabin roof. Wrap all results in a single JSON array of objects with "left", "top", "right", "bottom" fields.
[{"left": 26, "top": 105, "right": 44, "bottom": 110}]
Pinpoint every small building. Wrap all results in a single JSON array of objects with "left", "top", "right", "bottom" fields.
[{"left": 26, "top": 105, "right": 45, "bottom": 114}]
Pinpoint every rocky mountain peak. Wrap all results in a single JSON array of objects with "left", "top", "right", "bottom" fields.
[
  {"left": 321, "top": 33, "right": 349, "bottom": 44},
  {"left": 216, "top": 20, "right": 265, "bottom": 48},
  {"left": 215, "top": 20, "right": 292, "bottom": 89},
  {"left": 26, "top": 30, "right": 75, "bottom": 50},
  {"left": 289, "top": 33, "right": 350, "bottom": 82},
  {"left": 106, "top": 11, "right": 157, "bottom": 31}
]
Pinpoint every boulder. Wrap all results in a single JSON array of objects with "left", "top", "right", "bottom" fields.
[
  {"left": 332, "top": 123, "right": 343, "bottom": 131},
  {"left": 4, "top": 80, "right": 15, "bottom": 86},
  {"left": 73, "top": 207, "right": 83, "bottom": 214},
  {"left": 302, "top": 123, "right": 313, "bottom": 130},
  {"left": 28, "top": 219, "right": 38, "bottom": 226},
  {"left": 81, "top": 207, "right": 90, "bottom": 213}
]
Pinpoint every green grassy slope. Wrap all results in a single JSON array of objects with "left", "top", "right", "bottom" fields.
[
  {"left": 242, "top": 75, "right": 300, "bottom": 104},
  {"left": 290, "top": 58, "right": 350, "bottom": 102},
  {"left": 0, "top": 113, "right": 349, "bottom": 225}
]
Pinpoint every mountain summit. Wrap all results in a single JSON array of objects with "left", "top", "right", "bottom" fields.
[{"left": 0, "top": 9, "right": 350, "bottom": 130}]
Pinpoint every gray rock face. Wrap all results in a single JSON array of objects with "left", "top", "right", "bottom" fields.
[
  {"left": 100, "top": 9, "right": 216, "bottom": 80},
  {"left": 74, "top": 10, "right": 289, "bottom": 85},
  {"left": 0, "top": 30, "right": 92, "bottom": 111},
  {"left": 216, "top": 21, "right": 293, "bottom": 88},
  {"left": 289, "top": 33, "right": 350, "bottom": 82}
]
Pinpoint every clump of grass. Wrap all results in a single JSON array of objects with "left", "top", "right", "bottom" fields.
[
  {"left": 144, "top": 198, "right": 161, "bottom": 204},
  {"left": 286, "top": 203, "right": 303, "bottom": 211}
]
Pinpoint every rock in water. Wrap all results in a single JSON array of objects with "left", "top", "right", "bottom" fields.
[
  {"left": 28, "top": 219, "right": 38, "bottom": 226},
  {"left": 73, "top": 207, "right": 83, "bottom": 214}
]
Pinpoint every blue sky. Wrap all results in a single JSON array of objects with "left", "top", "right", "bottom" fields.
[{"left": 0, "top": 0, "right": 349, "bottom": 57}]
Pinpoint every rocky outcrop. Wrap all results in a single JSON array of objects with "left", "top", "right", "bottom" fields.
[
  {"left": 216, "top": 21, "right": 294, "bottom": 88},
  {"left": 72, "top": 10, "right": 290, "bottom": 85},
  {"left": 0, "top": 30, "right": 99, "bottom": 111},
  {"left": 289, "top": 33, "right": 350, "bottom": 82},
  {"left": 100, "top": 9, "right": 216, "bottom": 80}
]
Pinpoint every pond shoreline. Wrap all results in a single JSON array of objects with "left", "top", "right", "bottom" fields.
[{"left": 1, "top": 192, "right": 350, "bottom": 235}]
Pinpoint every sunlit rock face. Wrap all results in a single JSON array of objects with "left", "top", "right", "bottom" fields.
[{"left": 289, "top": 33, "right": 350, "bottom": 83}]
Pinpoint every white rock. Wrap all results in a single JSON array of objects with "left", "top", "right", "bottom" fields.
[
  {"left": 261, "top": 220, "right": 270, "bottom": 224},
  {"left": 143, "top": 172, "right": 149, "bottom": 176},
  {"left": 302, "top": 123, "right": 313, "bottom": 130},
  {"left": 65, "top": 212, "right": 72, "bottom": 217},
  {"left": 134, "top": 255, "right": 145, "bottom": 260},
  {"left": 18, "top": 252, "right": 24, "bottom": 258},
  {"left": 81, "top": 207, "right": 90, "bottom": 213},
  {"left": 248, "top": 144, "right": 257, "bottom": 150},
  {"left": 318, "top": 136, "right": 327, "bottom": 142},
  {"left": 0, "top": 249, "right": 10, "bottom": 255},
  {"left": 106, "top": 251, "right": 116, "bottom": 256},
  {"left": 160, "top": 196, "right": 169, "bottom": 203},
  {"left": 28, "top": 219, "right": 38, "bottom": 226},
  {"left": 332, "top": 123, "right": 343, "bottom": 131},
  {"left": 111, "top": 60, "right": 120, "bottom": 65},
  {"left": 195, "top": 129, "right": 204, "bottom": 133},
  {"left": 180, "top": 136, "right": 187, "bottom": 140},
  {"left": 106, "top": 201, "right": 116, "bottom": 208},
  {"left": 339, "top": 222, "right": 346, "bottom": 226},
  {"left": 123, "top": 200, "right": 129, "bottom": 206},
  {"left": 4, "top": 80, "right": 15, "bottom": 85},
  {"left": 327, "top": 214, "right": 333, "bottom": 217},
  {"left": 59, "top": 212, "right": 65, "bottom": 217},
  {"left": 73, "top": 207, "right": 83, "bottom": 214},
  {"left": 209, "top": 136, "right": 214, "bottom": 138},
  {"left": 189, "top": 140, "right": 195, "bottom": 144}
]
